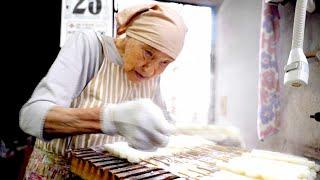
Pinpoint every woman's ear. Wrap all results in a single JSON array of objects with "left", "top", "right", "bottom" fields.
[{"left": 114, "top": 37, "right": 128, "bottom": 57}]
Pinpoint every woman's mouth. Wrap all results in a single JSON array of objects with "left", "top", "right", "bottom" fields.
[{"left": 134, "top": 71, "right": 147, "bottom": 80}]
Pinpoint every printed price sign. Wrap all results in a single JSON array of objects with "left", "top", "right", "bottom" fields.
[{"left": 60, "top": 0, "right": 113, "bottom": 47}]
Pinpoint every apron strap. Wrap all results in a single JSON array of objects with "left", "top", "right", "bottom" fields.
[{"left": 65, "top": 136, "right": 73, "bottom": 160}]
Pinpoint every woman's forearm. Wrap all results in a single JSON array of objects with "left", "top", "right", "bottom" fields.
[{"left": 44, "top": 106, "right": 102, "bottom": 138}]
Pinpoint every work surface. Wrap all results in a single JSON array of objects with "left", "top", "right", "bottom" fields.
[{"left": 70, "top": 141, "right": 320, "bottom": 180}]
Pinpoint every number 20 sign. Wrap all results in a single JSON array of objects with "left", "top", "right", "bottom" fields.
[
  {"left": 73, "top": 0, "right": 102, "bottom": 15},
  {"left": 60, "top": 0, "right": 113, "bottom": 47}
]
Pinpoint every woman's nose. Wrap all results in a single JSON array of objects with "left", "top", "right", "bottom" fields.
[{"left": 142, "top": 62, "right": 155, "bottom": 77}]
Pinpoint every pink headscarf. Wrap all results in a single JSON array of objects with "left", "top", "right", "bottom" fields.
[{"left": 116, "top": 3, "right": 188, "bottom": 59}]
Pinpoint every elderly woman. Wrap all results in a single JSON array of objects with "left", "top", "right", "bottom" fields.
[{"left": 19, "top": 3, "right": 187, "bottom": 179}]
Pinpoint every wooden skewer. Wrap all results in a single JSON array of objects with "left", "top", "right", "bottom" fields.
[
  {"left": 141, "top": 153, "right": 215, "bottom": 178},
  {"left": 140, "top": 159, "right": 159, "bottom": 167},
  {"left": 140, "top": 157, "right": 196, "bottom": 178}
]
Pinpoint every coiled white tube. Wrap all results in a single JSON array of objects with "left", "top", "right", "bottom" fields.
[
  {"left": 284, "top": 0, "right": 309, "bottom": 87},
  {"left": 292, "top": 0, "right": 308, "bottom": 49}
]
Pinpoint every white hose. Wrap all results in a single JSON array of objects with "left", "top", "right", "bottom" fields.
[
  {"left": 291, "top": 0, "right": 308, "bottom": 49},
  {"left": 284, "top": 0, "right": 309, "bottom": 87}
]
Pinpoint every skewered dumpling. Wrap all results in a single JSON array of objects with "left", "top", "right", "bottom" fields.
[{"left": 103, "top": 135, "right": 215, "bottom": 163}]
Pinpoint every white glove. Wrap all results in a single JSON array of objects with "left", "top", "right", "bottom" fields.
[{"left": 101, "top": 99, "right": 172, "bottom": 151}]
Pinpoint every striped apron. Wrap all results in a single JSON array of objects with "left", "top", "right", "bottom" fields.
[{"left": 24, "top": 34, "right": 160, "bottom": 179}]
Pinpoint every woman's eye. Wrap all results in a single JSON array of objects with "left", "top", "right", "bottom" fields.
[
  {"left": 144, "top": 50, "right": 153, "bottom": 59},
  {"left": 161, "top": 61, "right": 170, "bottom": 66}
]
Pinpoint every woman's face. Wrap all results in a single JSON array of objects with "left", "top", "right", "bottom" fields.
[{"left": 123, "top": 38, "right": 174, "bottom": 83}]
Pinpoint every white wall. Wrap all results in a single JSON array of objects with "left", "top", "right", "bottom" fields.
[
  {"left": 215, "top": 0, "right": 320, "bottom": 157},
  {"left": 214, "top": 0, "right": 262, "bottom": 148}
]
